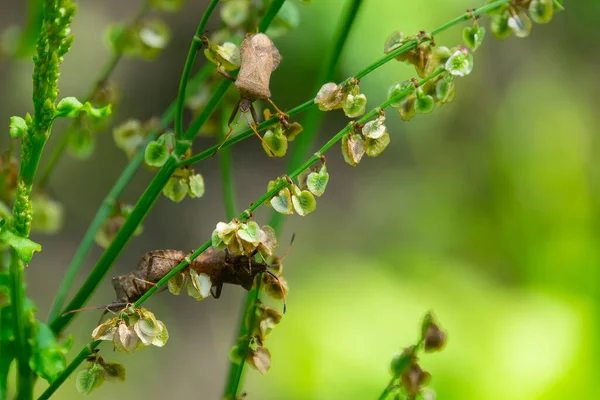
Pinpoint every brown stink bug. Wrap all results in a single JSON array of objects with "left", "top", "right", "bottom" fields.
[{"left": 216, "top": 33, "right": 289, "bottom": 155}]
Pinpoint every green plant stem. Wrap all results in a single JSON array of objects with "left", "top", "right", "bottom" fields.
[
  {"left": 46, "top": 63, "right": 213, "bottom": 323},
  {"left": 37, "top": 1, "right": 152, "bottom": 189},
  {"left": 174, "top": 0, "right": 219, "bottom": 139},
  {"left": 219, "top": 109, "right": 238, "bottom": 220},
  {"left": 49, "top": 0, "right": 287, "bottom": 335},
  {"left": 377, "top": 377, "right": 397, "bottom": 400},
  {"left": 9, "top": 251, "right": 32, "bottom": 399},
  {"left": 181, "top": 0, "right": 510, "bottom": 168},
  {"left": 225, "top": 1, "right": 365, "bottom": 397}
]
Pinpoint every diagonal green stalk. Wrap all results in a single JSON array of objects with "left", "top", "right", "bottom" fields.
[
  {"left": 377, "top": 377, "right": 397, "bottom": 400},
  {"left": 180, "top": 0, "right": 510, "bottom": 168},
  {"left": 219, "top": 108, "right": 239, "bottom": 220},
  {"left": 37, "top": 0, "right": 152, "bottom": 189},
  {"left": 46, "top": 63, "right": 213, "bottom": 323},
  {"left": 38, "top": 68, "right": 445, "bottom": 400},
  {"left": 49, "top": 0, "right": 287, "bottom": 335},
  {"left": 224, "top": 1, "right": 365, "bottom": 397}
]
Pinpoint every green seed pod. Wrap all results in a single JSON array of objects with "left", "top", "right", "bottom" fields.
[
  {"left": 341, "top": 133, "right": 365, "bottom": 166},
  {"left": 365, "top": 132, "right": 390, "bottom": 157},
  {"left": 187, "top": 174, "right": 205, "bottom": 198},
  {"left": 306, "top": 165, "right": 329, "bottom": 197},
  {"left": 204, "top": 40, "right": 241, "bottom": 71},
  {"left": 414, "top": 88, "right": 435, "bottom": 114},
  {"left": 137, "top": 19, "right": 171, "bottom": 60},
  {"left": 398, "top": 96, "right": 416, "bottom": 121},
  {"left": 9, "top": 116, "right": 27, "bottom": 138},
  {"left": 271, "top": 187, "right": 294, "bottom": 215},
  {"left": 342, "top": 93, "right": 367, "bottom": 118},
  {"left": 291, "top": 187, "right": 317, "bottom": 216},
  {"left": 314, "top": 82, "right": 344, "bottom": 111},
  {"left": 363, "top": 115, "right": 387, "bottom": 139},
  {"left": 507, "top": 8, "right": 532, "bottom": 38},
  {"left": 529, "top": 0, "right": 554, "bottom": 24},
  {"left": 387, "top": 81, "right": 412, "bottom": 108},
  {"left": 76, "top": 367, "right": 104, "bottom": 395},
  {"left": 220, "top": 0, "right": 250, "bottom": 28},
  {"left": 31, "top": 193, "right": 64, "bottom": 234},
  {"left": 463, "top": 24, "right": 486, "bottom": 51},
  {"left": 163, "top": 177, "right": 188, "bottom": 203},
  {"left": 266, "top": 1, "right": 300, "bottom": 38},
  {"left": 384, "top": 31, "right": 409, "bottom": 62},
  {"left": 490, "top": 12, "right": 512, "bottom": 40},
  {"left": 262, "top": 129, "right": 288, "bottom": 157},
  {"left": 100, "top": 361, "right": 126, "bottom": 382},
  {"left": 435, "top": 76, "right": 455, "bottom": 104},
  {"left": 144, "top": 140, "right": 169, "bottom": 168},
  {"left": 445, "top": 48, "right": 474, "bottom": 77},
  {"left": 390, "top": 346, "right": 416, "bottom": 377},
  {"left": 67, "top": 127, "right": 95, "bottom": 159}
]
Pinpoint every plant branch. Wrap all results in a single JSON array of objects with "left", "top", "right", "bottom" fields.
[
  {"left": 41, "top": 67, "right": 442, "bottom": 400},
  {"left": 174, "top": 0, "right": 219, "bottom": 139},
  {"left": 37, "top": 1, "right": 152, "bottom": 189},
  {"left": 377, "top": 377, "right": 397, "bottom": 400},
  {"left": 49, "top": 0, "right": 287, "bottom": 335},
  {"left": 180, "top": 0, "right": 510, "bottom": 168},
  {"left": 46, "top": 63, "right": 213, "bottom": 323}
]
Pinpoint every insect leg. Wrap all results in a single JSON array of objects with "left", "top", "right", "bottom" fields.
[
  {"left": 211, "top": 283, "right": 223, "bottom": 299},
  {"left": 216, "top": 65, "right": 236, "bottom": 82},
  {"left": 213, "top": 100, "right": 241, "bottom": 157},
  {"left": 247, "top": 104, "right": 275, "bottom": 156}
]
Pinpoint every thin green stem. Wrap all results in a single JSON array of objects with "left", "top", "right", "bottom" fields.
[
  {"left": 49, "top": 0, "right": 287, "bottom": 335},
  {"left": 9, "top": 251, "right": 32, "bottom": 399},
  {"left": 174, "top": 0, "right": 219, "bottom": 139},
  {"left": 377, "top": 377, "right": 397, "bottom": 400},
  {"left": 46, "top": 64, "right": 213, "bottom": 323},
  {"left": 219, "top": 109, "right": 238, "bottom": 220},
  {"left": 37, "top": 1, "right": 152, "bottom": 189},
  {"left": 180, "top": 0, "right": 510, "bottom": 168}
]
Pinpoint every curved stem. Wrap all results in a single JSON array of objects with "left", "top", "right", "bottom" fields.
[
  {"left": 46, "top": 64, "right": 213, "bottom": 323},
  {"left": 174, "top": 0, "right": 219, "bottom": 139},
  {"left": 37, "top": 1, "right": 151, "bottom": 189},
  {"left": 180, "top": 0, "right": 510, "bottom": 168},
  {"left": 49, "top": 0, "right": 287, "bottom": 335}
]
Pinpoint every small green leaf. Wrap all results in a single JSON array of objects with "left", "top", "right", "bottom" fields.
[
  {"left": 144, "top": 140, "right": 169, "bottom": 168},
  {"left": 163, "top": 177, "right": 188, "bottom": 203},
  {"left": 271, "top": 188, "right": 294, "bottom": 215},
  {"left": 306, "top": 166, "right": 329, "bottom": 197},
  {"left": 262, "top": 129, "right": 288, "bottom": 157},
  {"left": 9, "top": 116, "right": 27, "bottom": 139},
  {"left": 292, "top": 190, "right": 316, "bottom": 216},
  {"left": 384, "top": 31, "right": 406, "bottom": 55},
  {"left": 55, "top": 97, "right": 83, "bottom": 118},
  {"left": 238, "top": 221, "right": 261, "bottom": 245},
  {"left": 0, "top": 224, "right": 41, "bottom": 263},
  {"left": 342, "top": 93, "right": 367, "bottom": 118},
  {"left": 365, "top": 132, "right": 391, "bottom": 157}
]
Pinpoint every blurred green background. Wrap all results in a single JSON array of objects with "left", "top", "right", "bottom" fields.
[{"left": 1, "top": 0, "right": 600, "bottom": 398}]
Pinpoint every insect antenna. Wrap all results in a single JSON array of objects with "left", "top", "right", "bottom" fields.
[
  {"left": 213, "top": 101, "right": 242, "bottom": 156},
  {"left": 60, "top": 301, "right": 129, "bottom": 317},
  {"left": 265, "top": 270, "right": 287, "bottom": 314},
  {"left": 269, "top": 233, "right": 295, "bottom": 270}
]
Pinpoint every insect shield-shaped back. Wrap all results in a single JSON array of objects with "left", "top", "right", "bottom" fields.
[{"left": 235, "top": 33, "right": 281, "bottom": 103}]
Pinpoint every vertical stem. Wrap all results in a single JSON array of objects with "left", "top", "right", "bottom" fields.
[
  {"left": 218, "top": 109, "right": 238, "bottom": 220},
  {"left": 9, "top": 251, "right": 32, "bottom": 399},
  {"left": 377, "top": 377, "right": 396, "bottom": 400},
  {"left": 224, "top": 1, "right": 364, "bottom": 398},
  {"left": 174, "top": 0, "right": 220, "bottom": 139}
]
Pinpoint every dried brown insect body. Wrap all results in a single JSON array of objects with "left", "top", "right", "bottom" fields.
[
  {"left": 111, "top": 247, "right": 280, "bottom": 306},
  {"left": 216, "top": 33, "right": 288, "bottom": 155}
]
